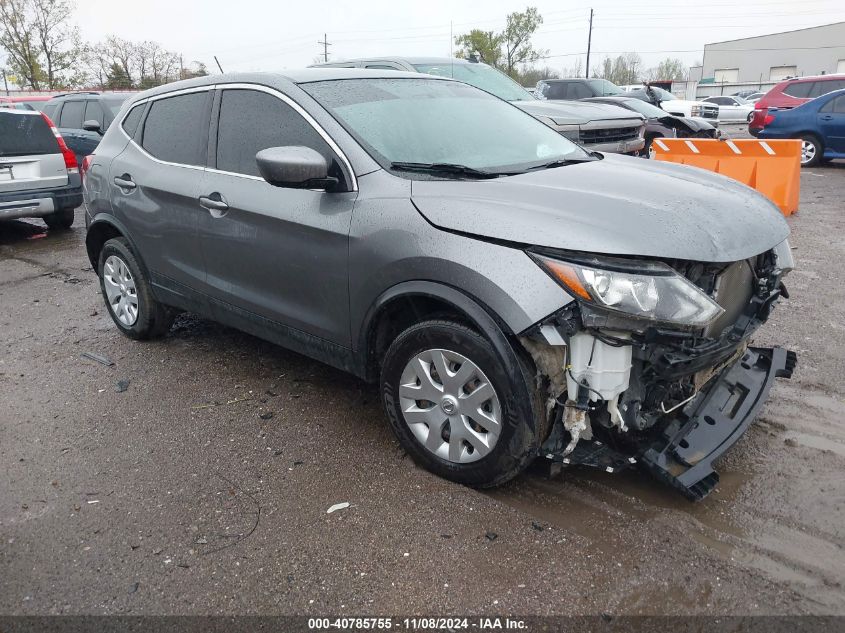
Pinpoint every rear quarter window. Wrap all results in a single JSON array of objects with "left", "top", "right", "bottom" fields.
[
  {"left": 782, "top": 81, "right": 813, "bottom": 98},
  {"left": 121, "top": 104, "right": 145, "bottom": 138},
  {"left": 0, "top": 111, "right": 58, "bottom": 156},
  {"left": 141, "top": 91, "right": 210, "bottom": 166}
]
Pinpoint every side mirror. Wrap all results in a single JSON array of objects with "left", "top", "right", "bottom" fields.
[
  {"left": 82, "top": 119, "right": 103, "bottom": 135},
  {"left": 255, "top": 146, "right": 338, "bottom": 190}
]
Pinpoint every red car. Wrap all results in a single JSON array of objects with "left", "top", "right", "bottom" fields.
[
  {"left": 0, "top": 95, "right": 52, "bottom": 111},
  {"left": 749, "top": 74, "right": 845, "bottom": 136}
]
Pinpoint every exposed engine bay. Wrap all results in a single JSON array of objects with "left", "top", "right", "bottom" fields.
[{"left": 521, "top": 241, "right": 797, "bottom": 500}]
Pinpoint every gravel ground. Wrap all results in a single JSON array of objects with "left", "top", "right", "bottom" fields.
[{"left": 1, "top": 144, "right": 843, "bottom": 616}]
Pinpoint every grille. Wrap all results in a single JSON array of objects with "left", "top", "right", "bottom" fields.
[
  {"left": 701, "top": 105, "right": 719, "bottom": 119},
  {"left": 579, "top": 126, "right": 640, "bottom": 144}
]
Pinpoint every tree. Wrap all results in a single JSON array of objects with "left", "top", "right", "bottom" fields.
[
  {"left": 518, "top": 65, "right": 559, "bottom": 87},
  {"left": 454, "top": 29, "right": 503, "bottom": 68},
  {"left": 0, "top": 0, "right": 44, "bottom": 89},
  {"left": 31, "top": 0, "right": 80, "bottom": 89},
  {"left": 181, "top": 61, "right": 208, "bottom": 80},
  {"left": 453, "top": 6, "right": 547, "bottom": 79},
  {"left": 502, "top": 7, "right": 546, "bottom": 77},
  {"left": 645, "top": 57, "right": 687, "bottom": 82},
  {"left": 597, "top": 52, "right": 642, "bottom": 86}
]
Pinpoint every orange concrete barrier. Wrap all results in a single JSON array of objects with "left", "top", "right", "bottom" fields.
[{"left": 652, "top": 138, "right": 801, "bottom": 216}]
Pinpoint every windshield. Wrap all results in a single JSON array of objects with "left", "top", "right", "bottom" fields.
[
  {"left": 303, "top": 78, "right": 590, "bottom": 174},
  {"left": 412, "top": 62, "right": 530, "bottom": 102},
  {"left": 587, "top": 79, "right": 623, "bottom": 96},
  {"left": 614, "top": 98, "right": 667, "bottom": 118}
]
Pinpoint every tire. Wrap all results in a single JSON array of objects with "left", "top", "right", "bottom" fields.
[
  {"left": 98, "top": 237, "right": 174, "bottom": 340},
  {"left": 642, "top": 136, "right": 663, "bottom": 159},
  {"left": 747, "top": 111, "right": 754, "bottom": 123},
  {"left": 380, "top": 319, "right": 543, "bottom": 488},
  {"left": 43, "top": 207, "right": 75, "bottom": 230},
  {"left": 800, "top": 134, "right": 823, "bottom": 167}
]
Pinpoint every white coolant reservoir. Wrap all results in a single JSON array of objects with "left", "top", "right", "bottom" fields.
[{"left": 565, "top": 332, "right": 632, "bottom": 403}]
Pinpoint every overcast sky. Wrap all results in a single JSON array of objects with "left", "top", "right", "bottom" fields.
[{"left": 73, "top": 0, "right": 845, "bottom": 76}]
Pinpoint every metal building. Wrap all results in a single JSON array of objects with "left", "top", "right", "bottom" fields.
[{"left": 699, "top": 22, "right": 845, "bottom": 95}]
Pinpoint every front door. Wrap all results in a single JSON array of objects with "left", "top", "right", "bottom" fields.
[{"left": 197, "top": 86, "right": 356, "bottom": 346}]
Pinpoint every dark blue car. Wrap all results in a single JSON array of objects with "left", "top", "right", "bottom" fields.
[{"left": 757, "top": 88, "right": 845, "bottom": 167}]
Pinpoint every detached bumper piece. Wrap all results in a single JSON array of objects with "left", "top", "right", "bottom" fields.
[{"left": 641, "top": 346, "right": 796, "bottom": 501}]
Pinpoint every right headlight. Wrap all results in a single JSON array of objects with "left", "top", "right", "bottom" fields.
[
  {"left": 690, "top": 105, "right": 702, "bottom": 117},
  {"left": 531, "top": 253, "right": 724, "bottom": 328}
]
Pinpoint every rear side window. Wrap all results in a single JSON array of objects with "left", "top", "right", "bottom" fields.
[
  {"left": 85, "top": 100, "right": 105, "bottom": 127},
  {"left": 540, "top": 82, "right": 569, "bottom": 99},
  {"left": 122, "top": 104, "right": 144, "bottom": 138},
  {"left": 822, "top": 95, "right": 845, "bottom": 114},
  {"left": 782, "top": 81, "right": 813, "bottom": 98},
  {"left": 59, "top": 100, "right": 85, "bottom": 128},
  {"left": 215, "top": 88, "right": 333, "bottom": 177},
  {"left": 810, "top": 79, "right": 845, "bottom": 97},
  {"left": 0, "top": 111, "right": 58, "bottom": 156},
  {"left": 141, "top": 91, "right": 209, "bottom": 166}
]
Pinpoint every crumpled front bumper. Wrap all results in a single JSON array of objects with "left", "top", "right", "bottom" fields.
[{"left": 640, "top": 346, "right": 796, "bottom": 500}]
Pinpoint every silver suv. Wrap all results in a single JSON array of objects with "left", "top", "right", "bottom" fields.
[
  {"left": 83, "top": 70, "right": 795, "bottom": 499},
  {"left": 0, "top": 109, "right": 82, "bottom": 229},
  {"left": 311, "top": 57, "right": 646, "bottom": 155}
]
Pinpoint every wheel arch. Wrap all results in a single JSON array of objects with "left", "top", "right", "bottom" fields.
[
  {"left": 358, "top": 281, "right": 524, "bottom": 385},
  {"left": 85, "top": 214, "right": 145, "bottom": 273}
]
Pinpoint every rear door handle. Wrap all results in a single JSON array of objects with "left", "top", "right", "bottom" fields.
[
  {"left": 199, "top": 193, "right": 229, "bottom": 217},
  {"left": 821, "top": 115, "right": 833, "bottom": 120},
  {"left": 113, "top": 174, "right": 136, "bottom": 190}
]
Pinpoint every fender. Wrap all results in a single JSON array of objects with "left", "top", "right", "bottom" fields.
[
  {"left": 358, "top": 280, "right": 522, "bottom": 379},
  {"left": 85, "top": 213, "right": 147, "bottom": 274}
]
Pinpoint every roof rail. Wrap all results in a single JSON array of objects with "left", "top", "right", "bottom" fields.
[{"left": 50, "top": 91, "right": 101, "bottom": 99}]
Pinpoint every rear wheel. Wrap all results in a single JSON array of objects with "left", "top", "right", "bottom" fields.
[
  {"left": 98, "top": 237, "right": 174, "bottom": 340},
  {"left": 380, "top": 320, "right": 543, "bottom": 488},
  {"left": 800, "top": 135, "right": 823, "bottom": 167},
  {"left": 43, "top": 207, "right": 74, "bottom": 230}
]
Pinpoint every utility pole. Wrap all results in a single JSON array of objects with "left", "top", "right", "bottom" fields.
[
  {"left": 2, "top": 69, "right": 9, "bottom": 96},
  {"left": 585, "top": 8, "right": 594, "bottom": 78},
  {"left": 318, "top": 33, "right": 331, "bottom": 63},
  {"left": 180, "top": 54, "right": 184, "bottom": 80}
]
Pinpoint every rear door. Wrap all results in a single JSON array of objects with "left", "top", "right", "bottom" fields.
[
  {"left": 107, "top": 88, "right": 212, "bottom": 294},
  {"left": 0, "top": 110, "right": 66, "bottom": 195},
  {"left": 196, "top": 85, "right": 356, "bottom": 345},
  {"left": 818, "top": 95, "right": 845, "bottom": 153}
]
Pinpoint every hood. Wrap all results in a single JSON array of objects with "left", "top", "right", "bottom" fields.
[
  {"left": 514, "top": 99, "right": 642, "bottom": 125},
  {"left": 410, "top": 154, "right": 789, "bottom": 263}
]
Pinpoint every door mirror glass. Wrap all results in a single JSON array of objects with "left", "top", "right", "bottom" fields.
[
  {"left": 82, "top": 119, "right": 102, "bottom": 134},
  {"left": 255, "top": 146, "right": 337, "bottom": 190}
]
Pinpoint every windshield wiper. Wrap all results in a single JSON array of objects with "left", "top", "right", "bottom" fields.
[
  {"left": 389, "top": 161, "right": 506, "bottom": 179},
  {"left": 525, "top": 157, "right": 597, "bottom": 171}
]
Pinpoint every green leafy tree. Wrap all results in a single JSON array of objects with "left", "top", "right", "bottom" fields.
[
  {"left": 0, "top": 0, "right": 44, "bottom": 89},
  {"left": 454, "top": 6, "right": 547, "bottom": 78},
  {"left": 106, "top": 61, "right": 131, "bottom": 89},
  {"left": 454, "top": 29, "right": 503, "bottom": 67}
]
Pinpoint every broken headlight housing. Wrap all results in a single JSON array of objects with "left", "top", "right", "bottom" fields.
[{"left": 531, "top": 253, "right": 725, "bottom": 328}]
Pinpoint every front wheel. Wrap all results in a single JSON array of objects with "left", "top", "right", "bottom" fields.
[
  {"left": 800, "top": 135, "right": 823, "bottom": 167},
  {"left": 380, "top": 320, "right": 543, "bottom": 488}
]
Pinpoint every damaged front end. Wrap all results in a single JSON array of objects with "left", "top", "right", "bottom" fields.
[{"left": 520, "top": 241, "right": 797, "bottom": 500}]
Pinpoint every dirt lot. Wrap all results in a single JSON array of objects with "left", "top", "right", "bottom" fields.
[{"left": 1, "top": 143, "right": 844, "bottom": 616}]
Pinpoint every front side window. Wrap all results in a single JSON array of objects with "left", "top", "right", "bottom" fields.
[
  {"left": 822, "top": 95, "right": 845, "bottom": 114},
  {"left": 85, "top": 100, "right": 105, "bottom": 127},
  {"left": 141, "top": 91, "right": 209, "bottom": 166},
  {"left": 59, "top": 100, "right": 84, "bottom": 128},
  {"left": 215, "top": 88, "right": 333, "bottom": 177},
  {"left": 303, "top": 78, "right": 589, "bottom": 174}
]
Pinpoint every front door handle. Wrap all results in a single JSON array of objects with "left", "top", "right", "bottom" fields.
[
  {"left": 113, "top": 174, "right": 136, "bottom": 190},
  {"left": 199, "top": 193, "right": 229, "bottom": 217},
  {"left": 820, "top": 114, "right": 833, "bottom": 120}
]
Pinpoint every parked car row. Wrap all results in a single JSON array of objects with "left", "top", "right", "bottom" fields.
[{"left": 67, "top": 68, "right": 796, "bottom": 500}]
